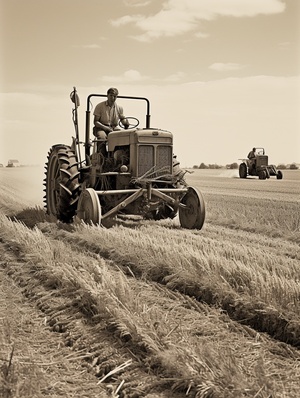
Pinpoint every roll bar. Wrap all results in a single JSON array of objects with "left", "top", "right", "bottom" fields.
[{"left": 85, "top": 94, "right": 151, "bottom": 158}]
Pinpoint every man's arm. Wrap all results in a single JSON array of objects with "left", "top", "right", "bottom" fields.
[
  {"left": 118, "top": 106, "right": 130, "bottom": 129},
  {"left": 93, "top": 114, "right": 112, "bottom": 133}
]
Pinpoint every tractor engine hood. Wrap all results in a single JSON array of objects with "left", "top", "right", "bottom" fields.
[{"left": 108, "top": 128, "right": 173, "bottom": 152}]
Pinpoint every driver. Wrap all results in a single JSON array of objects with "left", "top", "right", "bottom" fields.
[
  {"left": 93, "top": 87, "right": 129, "bottom": 154},
  {"left": 247, "top": 147, "right": 256, "bottom": 169}
]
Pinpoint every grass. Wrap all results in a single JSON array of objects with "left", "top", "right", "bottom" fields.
[
  {"left": 204, "top": 194, "right": 300, "bottom": 240},
  {"left": 50, "top": 221, "right": 299, "bottom": 346},
  {"left": 1, "top": 213, "right": 300, "bottom": 397},
  {"left": 0, "top": 167, "right": 299, "bottom": 397}
]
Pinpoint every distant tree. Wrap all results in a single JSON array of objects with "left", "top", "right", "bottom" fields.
[
  {"left": 226, "top": 163, "right": 238, "bottom": 169},
  {"left": 208, "top": 164, "right": 222, "bottom": 169},
  {"left": 289, "top": 163, "right": 299, "bottom": 170},
  {"left": 277, "top": 164, "right": 286, "bottom": 170},
  {"left": 199, "top": 163, "right": 208, "bottom": 169},
  {"left": 192, "top": 165, "right": 199, "bottom": 169}
]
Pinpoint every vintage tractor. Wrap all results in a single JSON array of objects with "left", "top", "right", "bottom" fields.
[
  {"left": 43, "top": 88, "right": 205, "bottom": 229},
  {"left": 239, "top": 147, "right": 283, "bottom": 180}
]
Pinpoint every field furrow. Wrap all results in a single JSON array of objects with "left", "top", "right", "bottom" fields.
[
  {"left": 1, "top": 217, "right": 300, "bottom": 398},
  {"left": 0, "top": 167, "right": 299, "bottom": 398},
  {"left": 32, "top": 219, "right": 298, "bottom": 347}
]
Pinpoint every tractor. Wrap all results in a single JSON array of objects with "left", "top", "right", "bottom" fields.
[
  {"left": 239, "top": 147, "right": 283, "bottom": 180},
  {"left": 43, "top": 88, "right": 205, "bottom": 229}
]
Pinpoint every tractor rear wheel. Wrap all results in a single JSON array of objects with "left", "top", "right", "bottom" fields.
[
  {"left": 239, "top": 163, "right": 247, "bottom": 178},
  {"left": 76, "top": 188, "right": 101, "bottom": 225},
  {"left": 44, "top": 145, "right": 80, "bottom": 222},
  {"left": 179, "top": 187, "right": 205, "bottom": 230}
]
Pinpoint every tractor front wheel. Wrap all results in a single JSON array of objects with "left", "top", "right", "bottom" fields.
[
  {"left": 179, "top": 187, "right": 205, "bottom": 230},
  {"left": 258, "top": 170, "right": 267, "bottom": 180},
  {"left": 277, "top": 170, "right": 283, "bottom": 179},
  {"left": 44, "top": 145, "right": 80, "bottom": 222},
  {"left": 76, "top": 188, "right": 101, "bottom": 225}
]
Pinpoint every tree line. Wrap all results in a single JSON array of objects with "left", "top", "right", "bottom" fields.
[{"left": 192, "top": 163, "right": 299, "bottom": 170}]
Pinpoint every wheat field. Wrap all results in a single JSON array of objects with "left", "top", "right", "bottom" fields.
[{"left": 0, "top": 166, "right": 299, "bottom": 398}]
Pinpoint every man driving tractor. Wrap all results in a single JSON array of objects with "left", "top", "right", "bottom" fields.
[
  {"left": 93, "top": 87, "right": 129, "bottom": 155},
  {"left": 247, "top": 147, "right": 256, "bottom": 169}
]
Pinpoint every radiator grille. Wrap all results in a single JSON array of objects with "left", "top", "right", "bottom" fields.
[
  {"left": 138, "top": 145, "right": 154, "bottom": 176},
  {"left": 258, "top": 156, "right": 268, "bottom": 166},
  {"left": 157, "top": 146, "right": 172, "bottom": 170},
  {"left": 138, "top": 145, "right": 172, "bottom": 177}
]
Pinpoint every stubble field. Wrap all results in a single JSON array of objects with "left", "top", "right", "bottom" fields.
[{"left": 0, "top": 166, "right": 299, "bottom": 398}]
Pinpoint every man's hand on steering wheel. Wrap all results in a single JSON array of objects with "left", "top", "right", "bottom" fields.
[{"left": 119, "top": 117, "right": 139, "bottom": 129}]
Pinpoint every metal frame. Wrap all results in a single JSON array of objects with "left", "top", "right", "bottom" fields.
[
  {"left": 85, "top": 94, "right": 151, "bottom": 158},
  {"left": 95, "top": 187, "right": 188, "bottom": 220}
]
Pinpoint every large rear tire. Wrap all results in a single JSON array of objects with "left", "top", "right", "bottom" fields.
[
  {"left": 44, "top": 145, "right": 80, "bottom": 222},
  {"left": 76, "top": 188, "right": 101, "bottom": 225},
  {"left": 239, "top": 163, "right": 247, "bottom": 178},
  {"left": 179, "top": 187, "right": 205, "bottom": 230}
]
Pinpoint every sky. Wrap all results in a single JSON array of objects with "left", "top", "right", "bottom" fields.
[{"left": 0, "top": 0, "right": 299, "bottom": 168}]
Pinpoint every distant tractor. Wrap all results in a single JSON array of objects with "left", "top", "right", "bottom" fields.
[
  {"left": 43, "top": 88, "right": 205, "bottom": 229},
  {"left": 239, "top": 147, "right": 283, "bottom": 180}
]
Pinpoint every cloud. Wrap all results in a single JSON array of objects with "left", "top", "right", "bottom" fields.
[
  {"left": 194, "top": 31, "right": 210, "bottom": 39},
  {"left": 101, "top": 70, "right": 187, "bottom": 84},
  {"left": 164, "top": 71, "right": 187, "bottom": 82},
  {"left": 209, "top": 63, "right": 245, "bottom": 72},
  {"left": 110, "top": 14, "right": 143, "bottom": 27},
  {"left": 111, "top": 0, "right": 285, "bottom": 41},
  {"left": 72, "top": 37, "right": 107, "bottom": 50},
  {"left": 101, "top": 69, "right": 149, "bottom": 82},
  {"left": 124, "top": 0, "right": 151, "bottom": 6}
]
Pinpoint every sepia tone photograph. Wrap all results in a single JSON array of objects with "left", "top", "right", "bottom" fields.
[{"left": 0, "top": 0, "right": 299, "bottom": 397}]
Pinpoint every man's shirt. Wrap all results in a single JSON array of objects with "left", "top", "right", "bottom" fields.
[{"left": 93, "top": 101, "right": 124, "bottom": 128}]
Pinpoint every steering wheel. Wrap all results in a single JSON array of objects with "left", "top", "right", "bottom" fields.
[{"left": 119, "top": 117, "right": 139, "bottom": 129}]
